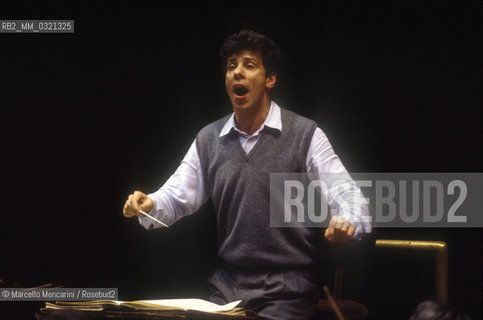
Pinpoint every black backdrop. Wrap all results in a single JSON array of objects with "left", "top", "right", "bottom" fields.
[{"left": 0, "top": 1, "right": 481, "bottom": 319}]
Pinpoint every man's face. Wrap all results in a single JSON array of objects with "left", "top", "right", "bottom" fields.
[{"left": 225, "top": 50, "right": 276, "bottom": 112}]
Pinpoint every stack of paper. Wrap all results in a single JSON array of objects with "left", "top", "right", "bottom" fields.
[{"left": 43, "top": 298, "right": 248, "bottom": 316}]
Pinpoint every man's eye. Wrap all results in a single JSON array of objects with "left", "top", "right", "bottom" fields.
[
  {"left": 246, "top": 64, "right": 255, "bottom": 69},
  {"left": 227, "top": 64, "right": 236, "bottom": 70}
]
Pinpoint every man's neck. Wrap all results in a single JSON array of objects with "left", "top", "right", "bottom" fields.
[{"left": 234, "top": 100, "right": 271, "bottom": 135}]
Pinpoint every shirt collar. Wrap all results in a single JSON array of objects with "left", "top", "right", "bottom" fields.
[{"left": 219, "top": 101, "right": 282, "bottom": 137}]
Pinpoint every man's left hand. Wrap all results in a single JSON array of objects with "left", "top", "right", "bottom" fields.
[{"left": 324, "top": 216, "right": 355, "bottom": 242}]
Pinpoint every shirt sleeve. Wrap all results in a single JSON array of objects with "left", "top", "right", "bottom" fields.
[
  {"left": 306, "top": 127, "right": 372, "bottom": 239},
  {"left": 138, "top": 139, "right": 209, "bottom": 230}
]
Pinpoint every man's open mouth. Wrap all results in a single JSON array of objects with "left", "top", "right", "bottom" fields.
[{"left": 234, "top": 86, "right": 249, "bottom": 97}]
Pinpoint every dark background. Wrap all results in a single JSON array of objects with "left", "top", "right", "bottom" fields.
[{"left": 0, "top": 1, "right": 481, "bottom": 319}]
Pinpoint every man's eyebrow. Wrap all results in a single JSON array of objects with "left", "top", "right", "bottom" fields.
[
  {"left": 226, "top": 56, "right": 259, "bottom": 65},
  {"left": 242, "top": 57, "right": 257, "bottom": 62},
  {"left": 227, "top": 56, "right": 258, "bottom": 61}
]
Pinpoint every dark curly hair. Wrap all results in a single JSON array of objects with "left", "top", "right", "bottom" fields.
[
  {"left": 220, "top": 30, "right": 281, "bottom": 76},
  {"left": 410, "top": 301, "right": 472, "bottom": 320}
]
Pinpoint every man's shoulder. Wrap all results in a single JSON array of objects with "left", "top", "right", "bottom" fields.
[
  {"left": 279, "top": 106, "right": 317, "bottom": 130},
  {"left": 197, "top": 113, "right": 231, "bottom": 139}
]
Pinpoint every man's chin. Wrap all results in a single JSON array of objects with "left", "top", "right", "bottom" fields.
[{"left": 232, "top": 100, "right": 252, "bottom": 111}]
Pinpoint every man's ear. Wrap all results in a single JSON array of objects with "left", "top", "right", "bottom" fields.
[{"left": 265, "top": 72, "right": 277, "bottom": 90}]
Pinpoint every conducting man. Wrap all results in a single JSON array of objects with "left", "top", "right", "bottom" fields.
[{"left": 123, "top": 30, "right": 371, "bottom": 320}]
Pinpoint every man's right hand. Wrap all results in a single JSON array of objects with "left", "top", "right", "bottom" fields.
[{"left": 123, "top": 191, "right": 154, "bottom": 218}]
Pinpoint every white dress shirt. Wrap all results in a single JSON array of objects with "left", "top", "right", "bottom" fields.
[{"left": 139, "top": 101, "right": 371, "bottom": 238}]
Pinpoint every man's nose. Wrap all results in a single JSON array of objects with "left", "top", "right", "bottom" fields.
[{"left": 234, "top": 65, "right": 245, "bottom": 79}]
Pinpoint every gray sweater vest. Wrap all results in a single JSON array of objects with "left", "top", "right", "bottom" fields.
[{"left": 196, "top": 108, "right": 319, "bottom": 269}]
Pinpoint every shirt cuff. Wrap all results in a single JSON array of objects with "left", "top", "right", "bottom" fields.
[{"left": 137, "top": 196, "right": 165, "bottom": 230}]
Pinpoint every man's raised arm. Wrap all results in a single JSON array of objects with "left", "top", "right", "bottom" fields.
[{"left": 122, "top": 139, "right": 209, "bottom": 229}]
